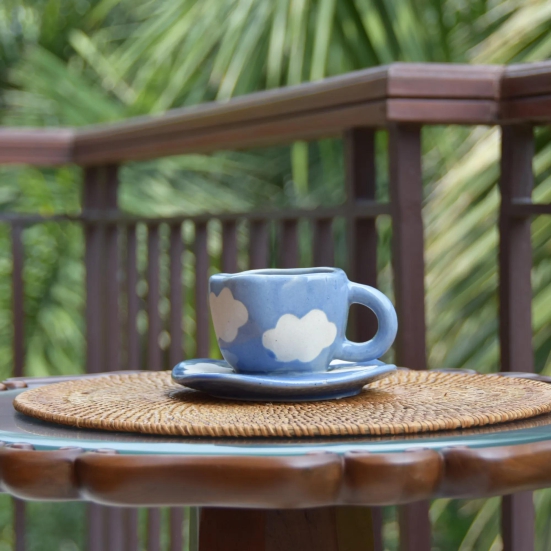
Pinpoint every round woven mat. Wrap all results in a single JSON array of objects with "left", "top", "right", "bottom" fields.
[{"left": 13, "top": 370, "right": 551, "bottom": 438}]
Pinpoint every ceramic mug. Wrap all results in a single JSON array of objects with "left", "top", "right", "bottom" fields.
[{"left": 208, "top": 267, "right": 397, "bottom": 374}]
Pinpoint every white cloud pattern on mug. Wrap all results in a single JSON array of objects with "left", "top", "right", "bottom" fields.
[
  {"left": 262, "top": 310, "right": 337, "bottom": 362},
  {"left": 209, "top": 287, "right": 248, "bottom": 343}
]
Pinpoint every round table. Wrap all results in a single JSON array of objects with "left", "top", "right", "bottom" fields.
[{"left": 2, "top": 371, "right": 551, "bottom": 551}]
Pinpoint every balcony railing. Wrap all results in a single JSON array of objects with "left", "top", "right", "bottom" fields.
[{"left": 3, "top": 61, "right": 551, "bottom": 551}]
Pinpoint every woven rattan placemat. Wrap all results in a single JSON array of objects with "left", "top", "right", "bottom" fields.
[{"left": 13, "top": 370, "right": 551, "bottom": 438}]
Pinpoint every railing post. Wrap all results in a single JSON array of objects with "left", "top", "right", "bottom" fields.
[
  {"left": 249, "top": 220, "right": 269, "bottom": 269},
  {"left": 145, "top": 222, "right": 163, "bottom": 551},
  {"left": 194, "top": 222, "right": 210, "bottom": 357},
  {"left": 82, "top": 164, "right": 125, "bottom": 551},
  {"left": 389, "top": 125, "right": 427, "bottom": 371},
  {"left": 499, "top": 125, "right": 534, "bottom": 373},
  {"left": 104, "top": 166, "right": 121, "bottom": 374},
  {"left": 11, "top": 222, "right": 27, "bottom": 551},
  {"left": 11, "top": 223, "right": 25, "bottom": 379},
  {"left": 344, "top": 128, "right": 378, "bottom": 341},
  {"left": 146, "top": 223, "right": 162, "bottom": 372},
  {"left": 344, "top": 127, "right": 383, "bottom": 551},
  {"left": 123, "top": 228, "right": 141, "bottom": 549},
  {"left": 126, "top": 224, "right": 141, "bottom": 371},
  {"left": 280, "top": 220, "right": 299, "bottom": 268},
  {"left": 313, "top": 218, "right": 334, "bottom": 266},
  {"left": 499, "top": 124, "right": 535, "bottom": 551},
  {"left": 83, "top": 165, "right": 120, "bottom": 374},
  {"left": 222, "top": 220, "right": 238, "bottom": 273},
  {"left": 388, "top": 124, "right": 431, "bottom": 551},
  {"left": 168, "top": 222, "right": 186, "bottom": 551}
]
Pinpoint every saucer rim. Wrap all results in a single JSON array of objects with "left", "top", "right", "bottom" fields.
[
  {"left": 173, "top": 357, "right": 389, "bottom": 379},
  {"left": 171, "top": 359, "right": 396, "bottom": 398}
]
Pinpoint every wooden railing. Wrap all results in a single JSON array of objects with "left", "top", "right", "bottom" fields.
[{"left": 3, "top": 61, "right": 551, "bottom": 551}]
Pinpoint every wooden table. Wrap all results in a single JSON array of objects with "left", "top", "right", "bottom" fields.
[{"left": 3, "top": 372, "right": 551, "bottom": 551}]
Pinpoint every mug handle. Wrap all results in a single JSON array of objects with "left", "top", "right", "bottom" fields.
[{"left": 335, "top": 283, "right": 398, "bottom": 363}]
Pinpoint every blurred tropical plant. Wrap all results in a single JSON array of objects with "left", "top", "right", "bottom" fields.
[{"left": 1, "top": 0, "right": 551, "bottom": 548}]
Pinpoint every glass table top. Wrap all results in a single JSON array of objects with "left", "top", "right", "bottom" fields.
[{"left": 3, "top": 389, "right": 551, "bottom": 456}]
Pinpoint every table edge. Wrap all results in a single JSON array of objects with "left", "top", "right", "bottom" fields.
[{"left": 0, "top": 370, "right": 550, "bottom": 506}]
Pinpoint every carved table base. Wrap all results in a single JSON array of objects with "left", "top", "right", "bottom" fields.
[{"left": 199, "top": 507, "right": 379, "bottom": 551}]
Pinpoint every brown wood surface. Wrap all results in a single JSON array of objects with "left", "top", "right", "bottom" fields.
[
  {"left": 387, "top": 98, "right": 497, "bottom": 124},
  {"left": 342, "top": 450, "right": 442, "bottom": 506},
  {"left": 72, "top": 64, "right": 503, "bottom": 164},
  {"left": 145, "top": 223, "right": 164, "bottom": 550},
  {"left": 105, "top": 220, "right": 121, "bottom": 372},
  {"left": 169, "top": 507, "right": 185, "bottom": 551},
  {"left": 0, "top": 418, "right": 549, "bottom": 507},
  {"left": 82, "top": 165, "right": 127, "bottom": 551},
  {"left": 502, "top": 492, "right": 534, "bottom": 551},
  {"left": 344, "top": 128, "right": 383, "bottom": 550},
  {"left": 87, "top": 503, "right": 104, "bottom": 551},
  {"left": 72, "top": 98, "right": 501, "bottom": 164},
  {"left": 105, "top": 506, "right": 124, "bottom": 551},
  {"left": 76, "top": 454, "right": 343, "bottom": 508},
  {"left": 147, "top": 508, "right": 162, "bottom": 551},
  {"left": 169, "top": 223, "right": 184, "bottom": 363},
  {"left": 438, "top": 440, "right": 551, "bottom": 498},
  {"left": 199, "top": 508, "right": 266, "bottom": 551},
  {"left": 75, "top": 101, "right": 388, "bottom": 164},
  {"left": 386, "top": 63, "right": 502, "bottom": 99},
  {"left": 344, "top": 128, "right": 378, "bottom": 342},
  {"left": 13, "top": 498, "right": 25, "bottom": 551},
  {"left": 11, "top": 224, "right": 25, "bottom": 379},
  {"left": 222, "top": 220, "right": 238, "bottom": 273},
  {"left": 499, "top": 125, "right": 534, "bottom": 373},
  {"left": 502, "top": 61, "right": 551, "bottom": 98},
  {"left": 0, "top": 128, "right": 73, "bottom": 165},
  {"left": 125, "top": 225, "right": 141, "bottom": 371},
  {"left": 104, "top": 165, "right": 121, "bottom": 372},
  {"left": 398, "top": 502, "right": 432, "bottom": 551},
  {"left": 497, "top": 124, "right": 536, "bottom": 550},
  {"left": 83, "top": 166, "right": 120, "bottom": 374},
  {"left": 199, "top": 506, "right": 379, "bottom": 551},
  {"left": 0, "top": 62, "right": 550, "bottom": 166},
  {"left": 313, "top": 218, "right": 334, "bottom": 266},
  {"left": 83, "top": 167, "right": 105, "bottom": 374},
  {"left": 147, "top": 224, "right": 162, "bottom": 372},
  {"left": 168, "top": 224, "right": 187, "bottom": 551},
  {"left": 46, "top": 201, "right": 386, "bottom": 225},
  {"left": 194, "top": 222, "right": 209, "bottom": 357},
  {"left": 280, "top": 219, "right": 299, "bottom": 268},
  {"left": 336, "top": 506, "right": 382, "bottom": 551},
  {"left": 122, "top": 508, "right": 139, "bottom": 551},
  {"left": 248, "top": 220, "right": 269, "bottom": 269},
  {"left": 389, "top": 124, "right": 426, "bottom": 371},
  {"left": 508, "top": 201, "right": 551, "bottom": 217},
  {"left": 388, "top": 124, "right": 430, "bottom": 551},
  {"left": 0, "top": 446, "right": 81, "bottom": 500},
  {"left": 500, "top": 94, "right": 551, "bottom": 123}
]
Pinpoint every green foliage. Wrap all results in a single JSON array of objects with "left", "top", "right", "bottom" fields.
[{"left": 0, "top": 0, "right": 551, "bottom": 549}]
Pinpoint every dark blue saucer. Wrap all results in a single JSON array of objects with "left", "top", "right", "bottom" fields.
[{"left": 171, "top": 359, "right": 396, "bottom": 402}]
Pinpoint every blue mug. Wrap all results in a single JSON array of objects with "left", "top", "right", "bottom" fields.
[{"left": 209, "top": 267, "right": 397, "bottom": 375}]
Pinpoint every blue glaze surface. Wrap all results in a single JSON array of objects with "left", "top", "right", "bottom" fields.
[
  {"left": 209, "top": 267, "right": 397, "bottom": 375},
  {"left": 171, "top": 358, "right": 396, "bottom": 401}
]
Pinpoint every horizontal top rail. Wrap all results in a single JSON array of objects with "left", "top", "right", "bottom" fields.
[
  {"left": 1, "top": 62, "right": 551, "bottom": 166},
  {"left": 0, "top": 200, "right": 388, "bottom": 227}
]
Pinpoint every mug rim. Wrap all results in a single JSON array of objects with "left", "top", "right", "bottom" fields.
[{"left": 211, "top": 267, "right": 343, "bottom": 279}]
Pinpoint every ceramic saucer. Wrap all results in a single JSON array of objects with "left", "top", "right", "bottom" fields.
[{"left": 171, "top": 359, "right": 396, "bottom": 402}]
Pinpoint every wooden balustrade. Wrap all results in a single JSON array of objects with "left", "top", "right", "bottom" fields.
[{"left": 3, "top": 61, "right": 551, "bottom": 551}]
